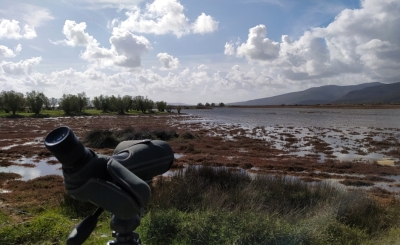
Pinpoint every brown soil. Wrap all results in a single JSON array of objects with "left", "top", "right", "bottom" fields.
[{"left": 1, "top": 114, "right": 399, "bottom": 209}]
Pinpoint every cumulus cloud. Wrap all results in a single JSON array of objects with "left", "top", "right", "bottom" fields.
[
  {"left": 54, "top": 20, "right": 152, "bottom": 69},
  {"left": 0, "top": 57, "right": 42, "bottom": 75},
  {"left": 157, "top": 53, "right": 179, "bottom": 70},
  {"left": 0, "top": 19, "right": 36, "bottom": 39},
  {"left": 236, "top": 25, "right": 280, "bottom": 60},
  {"left": 0, "top": 44, "right": 21, "bottom": 59},
  {"left": 115, "top": 0, "right": 218, "bottom": 37},
  {"left": 226, "top": 0, "right": 400, "bottom": 84},
  {"left": 224, "top": 42, "right": 235, "bottom": 56},
  {"left": 192, "top": 13, "right": 218, "bottom": 34}
]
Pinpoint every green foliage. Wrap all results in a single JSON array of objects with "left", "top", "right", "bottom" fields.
[
  {"left": 25, "top": 90, "right": 48, "bottom": 115},
  {"left": 0, "top": 210, "right": 71, "bottom": 245},
  {"left": 219, "top": 102, "right": 225, "bottom": 107},
  {"left": 176, "top": 105, "right": 182, "bottom": 113},
  {"left": 49, "top": 97, "right": 58, "bottom": 110},
  {"left": 123, "top": 95, "right": 133, "bottom": 112},
  {"left": 110, "top": 95, "right": 123, "bottom": 114},
  {"left": 156, "top": 101, "right": 167, "bottom": 112},
  {"left": 0, "top": 90, "right": 25, "bottom": 114},
  {"left": 77, "top": 92, "right": 89, "bottom": 112},
  {"left": 97, "top": 95, "right": 111, "bottom": 112},
  {"left": 60, "top": 94, "right": 79, "bottom": 115},
  {"left": 2, "top": 166, "right": 400, "bottom": 244}
]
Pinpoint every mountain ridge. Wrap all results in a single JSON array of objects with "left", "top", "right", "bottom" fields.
[{"left": 228, "top": 82, "right": 386, "bottom": 105}]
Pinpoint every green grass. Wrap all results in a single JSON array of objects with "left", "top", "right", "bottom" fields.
[
  {"left": 0, "top": 109, "right": 168, "bottom": 118},
  {"left": 2, "top": 166, "right": 400, "bottom": 244}
]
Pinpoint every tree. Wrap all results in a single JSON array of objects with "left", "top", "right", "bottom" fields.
[
  {"left": 92, "top": 96, "right": 101, "bottom": 110},
  {"left": 166, "top": 105, "right": 172, "bottom": 112},
  {"left": 110, "top": 95, "right": 128, "bottom": 115},
  {"left": 219, "top": 102, "right": 225, "bottom": 107},
  {"left": 197, "top": 102, "right": 204, "bottom": 107},
  {"left": 26, "top": 91, "right": 48, "bottom": 115},
  {"left": 156, "top": 101, "right": 167, "bottom": 112},
  {"left": 205, "top": 102, "right": 210, "bottom": 107},
  {"left": 122, "top": 95, "right": 133, "bottom": 112},
  {"left": 176, "top": 105, "right": 182, "bottom": 114},
  {"left": 1, "top": 90, "right": 25, "bottom": 115},
  {"left": 49, "top": 97, "right": 58, "bottom": 110},
  {"left": 60, "top": 94, "right": 79, "bottom": 115},
  {"left": 0, "top": 93, "right": 3, "bottom": 112},
  {"left": 93, "top": 95, "right": 111, "bottom": 112},
  {"left": 133, "top": 96, "right": 145, "bottom": 112},
  {"left": 144, "top": 97, "right": 154, "bottom": 113},
  {"left": 211, "top": 103, "right": 216, "bottom": 107},
  {"left": 77, "top": 92, "right": 89, "bottom": 112}
]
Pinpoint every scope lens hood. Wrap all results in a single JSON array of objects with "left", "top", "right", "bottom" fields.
[{"left": 45, "top": 126, "right": 93, "bottom": 171}]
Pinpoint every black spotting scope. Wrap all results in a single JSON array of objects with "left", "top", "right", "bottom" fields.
[{"left": 44, "top": 126, "right": 174, "bottom": 245}]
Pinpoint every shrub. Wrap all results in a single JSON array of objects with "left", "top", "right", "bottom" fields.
[
  {"left": 180, "top": 131, "right": 195, "bottom": 139},
  {"left": 83, "top": 129, "right": 119, "bottom": 148}
]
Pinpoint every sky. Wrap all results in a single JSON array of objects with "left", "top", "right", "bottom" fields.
[{"left": 0, "top": 0, "right": 399, "bottom": 105}]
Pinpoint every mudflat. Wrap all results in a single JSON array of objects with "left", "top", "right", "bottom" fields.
[{"left": 0, "top": 113, "right": 400, "bottom": 209}]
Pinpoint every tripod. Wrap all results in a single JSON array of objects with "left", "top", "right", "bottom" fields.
[{"left": 67, "top": 207, "right": 142, "bottom": 245}]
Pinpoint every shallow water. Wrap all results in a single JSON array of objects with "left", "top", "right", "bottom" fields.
[
  {"left": 180, "top": 108, "right": 400, "bottom": 163},
  {"left": 0, "top": 156, "right": 62, "bottom": 180},
  {"left": 184, "top": 107, "right": 400, "bottom": 128}
]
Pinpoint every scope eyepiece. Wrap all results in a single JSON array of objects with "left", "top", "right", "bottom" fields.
[
  {"left": 44, "top": 126, "right": 94, "bottom": 172},
  {"left": 45, "top": 126, "right": 69, "bottom": 144}
]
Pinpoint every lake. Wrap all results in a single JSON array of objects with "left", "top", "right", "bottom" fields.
[{"left": 182, "top": 107, "right": 400, "bottom": 128}]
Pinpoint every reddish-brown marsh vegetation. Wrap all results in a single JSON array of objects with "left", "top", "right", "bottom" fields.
[{"left": 0, "top": 113, "right": 400, "bottom": 202}]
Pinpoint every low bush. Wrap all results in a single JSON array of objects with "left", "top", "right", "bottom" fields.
[
  {"left": 0, "top": 211, "right": 71, "bottom": 245},
  {"left": 83, "top": 129, "right": 119, "bottom": 148},
  {"left": 84, "top": 127, "right": 179, "bottom": 148}
]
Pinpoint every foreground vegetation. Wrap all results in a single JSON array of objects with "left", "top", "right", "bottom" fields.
[{"left": 2, "top": 167, "right": 400, "bottom": 244}]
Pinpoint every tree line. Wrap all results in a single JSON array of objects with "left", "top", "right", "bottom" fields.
[{"left": 0, "top": 90, "right": 183, "bottom": 115}]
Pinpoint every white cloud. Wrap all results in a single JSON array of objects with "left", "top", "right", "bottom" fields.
[
  {"left": 109, "top": 28, "right": 152, "bottom": 68},
  {"left": 0, "top": 44, "right": 21, "bottom": 59},
  {"left": 0, "top": 4, "right": 53, "bottom": 29},
  {"left": 157, "top": 53, "right": 179, "bottom": 70},
  {"left": 236, "top": 25, "right": 280, "bottom": 61},
  {"left": 54, "top": 21, "right": 152, "bottom": 69},
  {"left": 0, "top": 57, "right": 42, "bottom": 75},
  {"left": 226, "top": 0, "right": 400, "bottom": 84},
  {"left": 116, "top": 0, "right": 218, "bottom": 37},
  {"left": 0, "top": 19, "right": 36, "bottom": 39},
  {"left": 53, "top": 20, "right": 98, "bottom": 47},
  {"left": 192, "top": 13, "right": 218, "bottom": 34},
  {"left": 71, "top": 0, "right": 143, "bottom": 10},
  {"left": 224, "top": 42, "right": 235, "bottom": 56}
]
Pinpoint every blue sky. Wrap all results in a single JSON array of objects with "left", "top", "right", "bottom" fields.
[{"left": 0, "top": 0, "right": 398, "bottom": 104}]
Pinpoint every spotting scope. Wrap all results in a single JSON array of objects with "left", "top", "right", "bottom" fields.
[{"left": 44, "top": 126, "right": 174, "bottom": 245}]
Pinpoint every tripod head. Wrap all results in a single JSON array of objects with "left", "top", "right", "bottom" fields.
[{"left": 44, "top": 126, "right": 174, "bottom": 244}]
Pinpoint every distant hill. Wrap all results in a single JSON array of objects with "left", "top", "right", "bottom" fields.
[
  {"left": 331, "top": 82, "right": 400, "bottom": 104},
  {"left": 168, "top": 102, "right": 190, "bottom": 106},
  {"left": 229, "top": 82, "right": 383, "bottom": 105}
]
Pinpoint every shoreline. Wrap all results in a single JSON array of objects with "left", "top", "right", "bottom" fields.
[{"left": 225, "top": 104, "right": 400, "bottom": 109}]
